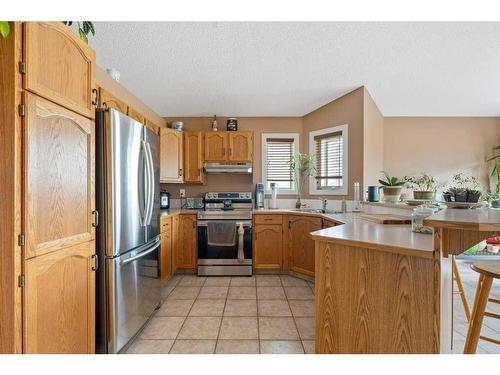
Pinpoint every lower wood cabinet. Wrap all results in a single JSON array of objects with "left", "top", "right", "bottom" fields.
[
  {"left": 176, "top": 214, "right": 197, "bottom": 269},
  {"left": 288, "top": 215, "right": 322, "bottom": 277},
  {"left": 160, "top": 216, "right": 173, "bottom": 283},
  {"left": 254, "top": 224, "right": 283, "bottom": 270},
  {"left": 24, "top": 241, "right": 96, "bottom": 353}
]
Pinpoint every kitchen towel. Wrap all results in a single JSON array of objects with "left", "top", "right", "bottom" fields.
[{"left": 207, "top": 221, "right": 237, "bottom": 247}]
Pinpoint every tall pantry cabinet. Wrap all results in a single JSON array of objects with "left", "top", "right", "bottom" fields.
[{"left": 0, "top": 22, "right": 97, "bottom": 353}]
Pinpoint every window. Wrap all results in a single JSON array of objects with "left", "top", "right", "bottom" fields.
[
  {"left": 262, "top": 133, "right": 300, "bottom": 193},
  {"left": 309, "top": 125, "right": 348, "bottom": 195}
]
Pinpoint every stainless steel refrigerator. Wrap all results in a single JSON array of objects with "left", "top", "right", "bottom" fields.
[{"left": 95, "top": 108, "right": 161, "bottom": 354}]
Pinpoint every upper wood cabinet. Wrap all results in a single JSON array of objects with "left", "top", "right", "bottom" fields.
[
  {"left": 145, "top": 118, "right": 161, "bottom": 134},
  {"left": 23, "top": 93, "right": 95, "bottom": 259},
  {"left": 229, "top": 131, "right": 253, "bottom": 162},
  {"left": 288, "top": 215, "right": 322, "bottom": 277},
  {"left": 254, "top": 224, "right": 283, "bottom": 270},
  {"left": 160, "top": 128, "right": 184, "bottom": 183},
  {"left": 204, "top": 131, "right": 253, "bottom": 163},
  {"left": 205, "top": 132, "right": 228, "bottom": 162},
  {"left": 184, "top": 132, "right": 205, "bottom": 184},
  {"left": 23, "top": 22, "right": 96, "bottom": 119},
  {"left": 24, "top": 241, "right": 95, "bottom": 353},
  {"left": 127, "top": 106, "right": 144, "bottom": 124},
  {"left": 176, "top": 214, "right": 197, "bottom": 269},
  {"left": 98, "top": 87, "right": 127, "bottom": 114}
]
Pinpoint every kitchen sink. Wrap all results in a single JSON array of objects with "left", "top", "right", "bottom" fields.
[{"left": 290, "top": 208, "right": 343, "bottom": 214}]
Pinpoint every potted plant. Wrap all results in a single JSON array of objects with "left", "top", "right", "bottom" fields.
[
  {"left": 291, "top": 153, "right": 315, "bottom": 208},
  {"left": 378, "top": 171, "right": 405, "bottom": 203},
  {"left": 484, "top": 192, "right": 500, "bottom": 209},
  {"left": 443, "top": 173, "right": 482, "bottom": 203},
  {"left": 404, "top": 173, "right": 438, "bottom": 200}
]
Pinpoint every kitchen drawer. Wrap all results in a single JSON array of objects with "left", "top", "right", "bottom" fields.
[
  {"left": 160, "top": 216, "right": 172, "bottom": 234},
  {"left": 254, "top": 214, "right": 283, "bottom": 225}
]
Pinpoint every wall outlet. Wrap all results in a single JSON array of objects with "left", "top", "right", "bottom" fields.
[{"left": 179, "top": 189, "right": 186, "bottom": 198}]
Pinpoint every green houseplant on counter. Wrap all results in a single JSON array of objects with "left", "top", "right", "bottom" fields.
[
  {"left": 379, "top": 171, "right": 405, "bottom": 203},
  {"left": 291, "top": 153, "right": 315, "bottom": 209},
  {"left": 487, "top": 145, "right": 500, "bottom": 208},
  {"left": 443, "top": 173, "right": 482, "bottom": 203},
  {"left": 404, "top": 173, "right": 438, "bottom": 200}
]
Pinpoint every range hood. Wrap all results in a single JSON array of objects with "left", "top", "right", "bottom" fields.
[{"left": 204, "top": 162, "right": 253, "bottom": 174}]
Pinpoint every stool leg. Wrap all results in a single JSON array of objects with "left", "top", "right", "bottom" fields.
[
  {"left": 453, "top": 257, "right": 471, "bottom": 322},
  {"left": 464, "top": 274, "right": 493, "bottom": 354}
]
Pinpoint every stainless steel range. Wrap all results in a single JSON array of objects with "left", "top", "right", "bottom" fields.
[{"left": 197, "top": 192, "right": 253, "bottom": 276}]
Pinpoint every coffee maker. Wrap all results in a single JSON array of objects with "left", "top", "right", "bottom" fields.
[{"left": 255, "top": 183, "right": 265, "bottom": 209}]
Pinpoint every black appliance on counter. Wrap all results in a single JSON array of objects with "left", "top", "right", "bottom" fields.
[
  {"left": 160, "top": 191, "right": 170, "bottom": 209},
  {"left": 197, "top": 192, "right": 253, "bottom": 276}
]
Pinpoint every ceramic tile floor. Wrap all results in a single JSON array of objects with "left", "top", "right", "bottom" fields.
[
  {"left": 126, "top": 260, "right": 500, "bottom": 354},
  {"left": 126, "top": 274, "right": 315, "bottom": 354}
]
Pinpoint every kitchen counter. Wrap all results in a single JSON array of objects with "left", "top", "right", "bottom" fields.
[
  {"left": 255, "top": 208, "right": 433, "bottom": 258},
  {"left": 159, "top": 208, "right": 200, "bottom": 217}
]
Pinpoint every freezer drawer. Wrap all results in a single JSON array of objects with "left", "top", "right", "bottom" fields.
[{"left": 105, "top": 238, "right": 161, "bottom": 353}]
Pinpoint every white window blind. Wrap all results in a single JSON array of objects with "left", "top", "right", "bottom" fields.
[
  {"left": 314, "top": 131, "right": 344, "bottom": 190},
  {"left": 263, "top": 137, "right": 296, "bottom": 191}
]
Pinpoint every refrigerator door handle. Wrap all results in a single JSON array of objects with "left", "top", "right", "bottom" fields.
[
  {"left": 120, "top": 241, "right": 160, "bottom": 266},
  {"left": 145, "top": 142, "right": 155, "bottom": 226},
  {"left": 141, "top": 140, "right": 151, "bottom": 226}
]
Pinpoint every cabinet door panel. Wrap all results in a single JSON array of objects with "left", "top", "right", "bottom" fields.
[
  {"left": 160, "top": 218, "right": 172, "bottom": 283},
  {"left": 23, "top": 22, "right": 95, "bottom": 119},
  {"left": 229, "top": 132, "right": 253, "bottom": 162},
  {"left": 289, "top": 216, "right": 322, "bottom": 276},
  {"left": 204, "top": 132, "right": 227, "bottom": 162},
  {"left": 98, "top": 87, "right": 127, "bottom": 114},
  {"left": 160, "top": 128, "right": 183, "bottom": 183},
  {"left": 177, "top": 215, "right": 197, "bottom": 269},
  {"left": 24, "top": 93, "right": 95, "bottom": 259},
  {"left": 24, "top": 241, "right": 95, "bottom": 353},
  {"left": 127, "top": 106, "right": 144, "bottom": 124},
  {"left": 184, "top": 132, "right": 204, "bottom": 183},
  {"left": 254, "top": 225, "right": 283, "bottom": 269}
]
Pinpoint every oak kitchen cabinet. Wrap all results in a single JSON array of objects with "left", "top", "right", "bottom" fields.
[
  {"left": 254, "top": 224, "right": 283, "bottom": 270},
  {"left": 175, "top": 214, "right": 198, "bottom": 269},
  {"left": 98, "top": 87, "right": 127, "bottom": 114},
  {"left": 288, "top": 215, "right": 322, "bottom": 277},
  {"left": 23, "top": 22, "right": 96, "bottom": 119},
  {"left": 160, "top": 128, "right": 184, "bottom": 183},
  {"left": 0, "top": 22, "right": 97, "bottom": 354},
  {"left": 160, "top": 216, "right": 173, "bottom": 283},
  {"left": 184, "top": 132, "right": 205, "bottom": 184},
  {"left": 204, "top": 131, "right": 253, "bottom": 163}
]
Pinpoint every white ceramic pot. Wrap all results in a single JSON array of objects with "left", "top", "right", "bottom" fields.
[{"left": 382, "top": 186, "right": 403, "bottom": 203}]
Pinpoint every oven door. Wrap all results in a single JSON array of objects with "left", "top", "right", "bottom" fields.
[{"left": 197, "top": 220, "right": 252, "bottom": 264}]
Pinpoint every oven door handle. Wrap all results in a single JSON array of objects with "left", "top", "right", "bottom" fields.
[{"left": 197, "top": 221, "right": 252, "bottom": 228}]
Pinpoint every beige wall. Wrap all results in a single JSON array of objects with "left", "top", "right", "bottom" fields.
[
  {"left": 302, "top": 87, "right": 365, "bottom": 199},
  {"left": 96, "top": 66, "right": 166, "bottom": 126},
  {"left": 383, "top": 117, "right": 500, "bottom": 192},
  {"left": 162, "top": 116, "right": 303, "bottom": 198},
  {"left": 363, "top": 88, "right": 384, "bottom": 190}
]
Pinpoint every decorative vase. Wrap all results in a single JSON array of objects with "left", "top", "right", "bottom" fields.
[{"left": 212, "top": 115, "right": 218, "bottom": 131}]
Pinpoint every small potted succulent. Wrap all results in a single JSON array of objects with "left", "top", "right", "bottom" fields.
[
  {"left": 484, "top": 192, "right": 500, "bottom": 209},
  {"left": 487, "top": 145, "right": 500, "bottom": 208},
  {"left": 404, "top": 173, "right": 438, "bottom": 200},
  {"left": 443, "top": 173, "right": 482, "bottom": 203},
  {"left": 379, "top": 171, "right": 405, "bottom": 203}
]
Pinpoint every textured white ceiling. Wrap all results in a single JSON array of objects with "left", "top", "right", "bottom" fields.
[{"left": 89, "top": 22, "right": 500, "bottom": 117}]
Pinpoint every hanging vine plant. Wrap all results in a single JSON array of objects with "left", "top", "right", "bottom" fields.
[
  {"left": 62, "top": 21, "right": 95, "bottom": 44},
  {"left": 0, "top": 21, "right": 10, "bottom": 38}
]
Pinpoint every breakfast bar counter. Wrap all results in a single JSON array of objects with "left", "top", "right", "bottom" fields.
[{"left": 310, "top": 208, "right": 500, "bottom": 354}]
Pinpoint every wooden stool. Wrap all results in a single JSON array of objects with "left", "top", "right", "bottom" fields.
[
  {"left": 453, "top": 257, "right": 471, "bottom": 322},
  {"left": 464, "top": 261, "right": 500, "bottom": 353}
]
